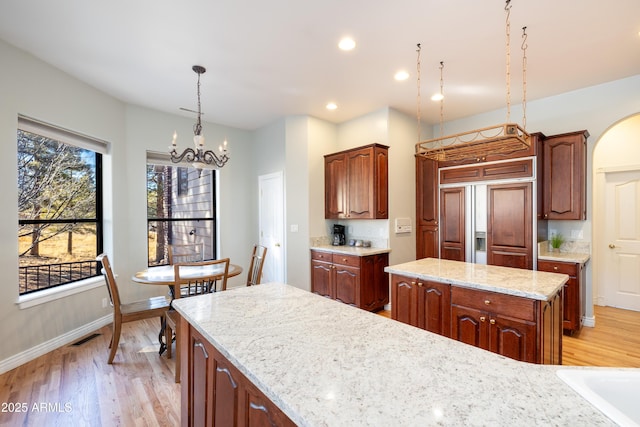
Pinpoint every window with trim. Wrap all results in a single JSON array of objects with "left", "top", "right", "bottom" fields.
[
  {"left": 146, "top": 154, "right": 217, "bottom": 266},
  {"left": 17, "top": 116, "right": 105, "bottom": 295}
]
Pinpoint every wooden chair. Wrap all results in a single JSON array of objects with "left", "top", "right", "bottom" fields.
[
  {"left": 247, "top": 244, "right": 268, "bottom": 286},
  {"left": 168, "top": 242, "right": 204, "bottom": 264},
  {"left": 97, "top": 254, "right": 170, "bottom": 364},
  {"left": 165, "top": 258, "right": 230, "bottom": 382}
]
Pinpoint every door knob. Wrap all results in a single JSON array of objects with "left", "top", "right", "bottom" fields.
[
  {"left": 608, "top": 244, "right": 616, "bottom": 249},
  {"left": 275, "top": 243, "right": 281, "bottom": 247}
]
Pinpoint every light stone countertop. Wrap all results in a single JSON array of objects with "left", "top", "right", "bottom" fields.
[
  {"left": 538, "top": 249, "right": 591, "bottom": 264},
  {"left": 310, "top": 244, "right": 391, "bottom": 257},
  {"left": 173, "top": 283, "right": 616, "bottom": 427},
  {"left": 385, "top": 258, "right": 568, "bottom": 301}
]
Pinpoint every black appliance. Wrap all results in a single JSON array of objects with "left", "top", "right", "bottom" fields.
[{"left": 332, "top": 224, "right": 346, "bottom": 246}]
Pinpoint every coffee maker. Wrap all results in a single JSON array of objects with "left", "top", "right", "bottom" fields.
[{"left": 332, "top": 224, "right": 346, "bottom": 246}]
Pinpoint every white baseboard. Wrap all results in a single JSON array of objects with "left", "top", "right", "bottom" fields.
[
  {"left": 582, "top": 315, "right": 596, "bottom": 328},
  {"left": 0, "top": 314, "right": 112, "bottom": 375}
]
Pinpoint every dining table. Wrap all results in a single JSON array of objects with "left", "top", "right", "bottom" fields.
[{"left": 132, "top": 262, "right": 243, "bottom": 354}]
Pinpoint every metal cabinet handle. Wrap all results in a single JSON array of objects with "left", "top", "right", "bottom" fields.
[
  {"left": 194, "top": 341, "right": 209, "bottom": 359},
  {"left": 609, "top": 244, "right": 616, "bottom": 249},
  {"left": 480, "top": 316, "right": 486, "bottom": 322},
  {"left": 484, "top": 300, "right": 491, "bottom": 305},
  {"left": 418, "top": 282, "right": 423, "bottom": 287},
  {"left": 553, "top": 266, "right": 559, "bottom": 271},
  {"left": 490, "top": 319, "right": 496, "bottom": 325}
]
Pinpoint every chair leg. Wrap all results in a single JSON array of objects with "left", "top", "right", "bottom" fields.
[
  {"left": 165, "top": 320, "right": 173, "bottom": 359},
  {"left": 174, "top": 320, "right": 181, "bottom": 383},
  {"left": 108, "top": 319, "right": 122, "bottom": 364}
]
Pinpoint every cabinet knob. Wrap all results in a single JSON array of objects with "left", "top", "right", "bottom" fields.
[
  {"left": 484, "top": 300, "right": 491, "bottom": 305},
  {"left": 480, "top": 316, "right": 486, "bottom": 322},
  {"left": 553, "top": 266, "right": 558, "bottom": 271},
  {"left": 608, "top": 244, "right": 616, "bottom": 249},
  {"left": 342, "top": 258, "right": 347, "bottom": 262},
  {"left": 417, "top": 282, "right": 423, "bottom": 287},
  {"left": 490, "top": 319, "right": 496, "bottom": 325}
]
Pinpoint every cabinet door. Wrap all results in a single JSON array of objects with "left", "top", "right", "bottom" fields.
[
  {"left": 416, "top": 156, "right": 438, "bottom": 225},
  {"left": 440, "top": 187, "right": 465, "bottom": 261},
  {"left": 311, "top": 260, "right": 333, "bottom": 298},
  {"left": 417, "top": 225, "right": 439, "bottom": 259},
  {"left": 360, "top": 254, "right": 389, "bottom": 311},
  {"left": 391, "top": 275, "right": 419, "bottom": 326},
  {"left": 346, "top": 147, "right": 375, "bottom": 219},
  {"left": 417, "top": 280, "right": 451, "bottom": 337},
  {"left": 543, "top": 131, "right": 588, "bottom": 220},
  {"left": 324, "top": 153, "right": 347, "bottom": 219},
  {"left": 374, "top": 146, "right": 389, "bottom": 219},
  {"left": 243, "top": 382, "right": 296, "bottom": 427},
  {"left": 213, "top": 355, "right": 240, "bottom": 427},
  {"left": 489, "top": 314, "right": 537, "bottom": 363},
  {"left": 451, "top": 305, "right": 487, "bottom": 349},
  {"left": 487, "top": 182, "right": 533, "bottom": 269},
  {"left": 189, "top": 330, "right": 215, "bottom": 427},
  {"left": 334, "top": 264, "right": 359, "bottom": 306}
]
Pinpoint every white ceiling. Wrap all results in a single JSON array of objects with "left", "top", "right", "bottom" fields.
[{"left": 1, "top": 0, "right": 638, "bottom": 130}]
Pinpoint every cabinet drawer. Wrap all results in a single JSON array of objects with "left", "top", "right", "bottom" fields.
[
  {"left": 537, "top": 260, "right": 577, "bottom": 277},
  {"left": 451, "top": 287, "right": 536, "bottom": 322},
  {"left": 311, "top": 250, "right": 332, "bottom": 262},
  {"left": 332, "top": 253, "right": 361, "bottom": 268}
]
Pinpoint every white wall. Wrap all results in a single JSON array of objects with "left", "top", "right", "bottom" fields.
[{"left": 0, "top": 39, "right": 254, "bottom": 370}]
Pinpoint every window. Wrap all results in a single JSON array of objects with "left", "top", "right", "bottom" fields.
[
  {"left": 146, "top": 155, "right": 216, "bottom": 266},
  {"left": 17, "top": 116, "right": 105, "bottom": 295}
]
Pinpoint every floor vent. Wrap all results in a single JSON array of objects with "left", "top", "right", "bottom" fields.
[{"left": 71, "top": 333, "right": 101, "bottom": 346}]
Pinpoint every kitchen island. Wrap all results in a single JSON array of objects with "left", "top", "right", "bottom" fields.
[
  {"left": 172, "top": 282, "right": 615, "bottom": 426},
  {"left": 385, "top": 258, "right": 569, "bottom": 364}
]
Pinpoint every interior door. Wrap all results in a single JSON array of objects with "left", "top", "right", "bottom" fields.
[
  {"left": 603, "top": 170, "right": 640, "bottom": 311},
  {"left": 259, "top": 171, "right": 285, "bottom": 283}
]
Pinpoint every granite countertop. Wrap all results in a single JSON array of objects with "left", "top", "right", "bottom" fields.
[
  {"left": 173, "top": 283, "right": 616, "bottom": 427},
  {"left": 538, "top": 248, "right": 591, "bottom": 264},
  {"left": 385, "top": 258, "right": 568, "bottom": 301},
  {"left": 310, "top": 244, "right": 391, "bottom": 256}
]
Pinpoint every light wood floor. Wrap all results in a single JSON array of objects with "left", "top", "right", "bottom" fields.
[{"left": 1, "top": 306, "right": 638, "bottom": 426}]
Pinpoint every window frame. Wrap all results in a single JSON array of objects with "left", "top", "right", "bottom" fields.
[
  {"left": 146, "top": 152, "right": 217, "bottom": 267},
  {"left": 16, "top": 115, "right": 107, "bottom": 307}
]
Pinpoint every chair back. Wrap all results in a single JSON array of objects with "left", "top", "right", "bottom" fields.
[
  {"left": 168, "top": 243, "right": 205, "bottom": 264},
  {"left": 247, "top": 245, "right": 267, "bottom": 286},
  {"left": 97, "top": 254, "right": 121, "bottom": 312},
  {"left": 173, "top": 258, "right": 231, "bottom": 295}
]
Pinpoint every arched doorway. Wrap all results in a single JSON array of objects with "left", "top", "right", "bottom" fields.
[{"left": 593, "top": 113, "right": 640, "bottom": 311}]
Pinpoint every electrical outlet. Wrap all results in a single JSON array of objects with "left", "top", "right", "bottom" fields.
[
  {"left": 571, "top": 229, "right": 583, "bottom": 239},
  {"left": 102, "top": 297, "right": 108, "bottom": 308}
]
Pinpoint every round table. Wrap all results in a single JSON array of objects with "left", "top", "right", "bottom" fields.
[
  {"left": 132, "top": 263, "right": 243, "bottom": 354},
  {"left": 132, "top": 263, "right": 243, "bottom": 286}
]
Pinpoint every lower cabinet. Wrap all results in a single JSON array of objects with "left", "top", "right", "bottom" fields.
[
  {"left": 181, "top": 317, "right": 295, "bottom": 427},
  {"left": 390, "top": 274, "right": 562, "bottom": 364},
  {"left": 391, "top": 274, "right": 451, "bottom": 337},
  {"left": 538, "top": 260, "right": 584, "bottom": 334},
  {"left": 311, "top": 250, "right": 389, "bottom": 311}
]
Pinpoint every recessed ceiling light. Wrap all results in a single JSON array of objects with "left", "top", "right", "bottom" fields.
[
  {"left": 431, "top": 93, "right": 444, "bottom": 101},
  {"left": 394, "top": 71, "right": 410, "bottom": 81},
  {"left": 338, "top": 37, "right": 356, "bottom": 51},
  {"left": 326, "top": 102, "right": 338, "bottom": 110}
]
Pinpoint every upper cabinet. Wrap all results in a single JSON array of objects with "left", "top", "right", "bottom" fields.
[
  {"left": 416, "top": 156, "right": 439, "bottom": 259},
  {"left": 542, "top": 130, "right": 589, "bottom": 220},
  {"left": 325, "top": 144, "right": 389, "bottom": 219}
]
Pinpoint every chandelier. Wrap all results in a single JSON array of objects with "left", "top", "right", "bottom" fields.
[
  {"left": 170, "top": 65, "right": 230, "bottom": 171},
  {"left": 416, "top": 0, "right": 530, "bottom": 162}
]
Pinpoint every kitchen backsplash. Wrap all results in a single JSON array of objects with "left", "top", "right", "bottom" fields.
[
  {"left": 539, "top": 240, "right": 591, "bottom": 255},
  {"left": 310, "top": 235, "right": 389, "bottom": 249}
]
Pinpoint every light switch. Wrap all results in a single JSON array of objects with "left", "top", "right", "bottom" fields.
[
  {"left": 395, "top": 218, "right": 412, "bottom": 234},
  {"left": 290, "top": 224, "right": 298, "bottom": 232}
]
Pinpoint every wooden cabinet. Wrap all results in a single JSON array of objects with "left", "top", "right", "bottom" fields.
[
  {"left": 538, "top": 260, "right": 585, "bottom": 334},
  {"left": 542, "top": 130, "right": 588, "bottom": 220},
  {"left": 181, "top": 320, "right": 295, "bottom": 427},
  {"left": 416, "top": 156, "right": 439, "bottom": 259},
  {"left": 325, "top": 144, "right": 389, "bottom": 219},
  {"left": 390, "top": 274, "right": 451, "bottom": 337},
  {"left": 389, "top": 273, "right": 562, "bottom": 364},
  {"left": 487, "top": 182, "right": 533, "bottom": 270},
  {"left": 440, "top": 187, "right": 465, "bottom": 261},
  {"left": 450, "top": 286, "right": 561, "bottom": 364},
  {"left": 180, "top": 319, "right": 295, "bottom": 427},
  {"left": 310, "top": 250, "right": 389, "bottom": 311}
]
